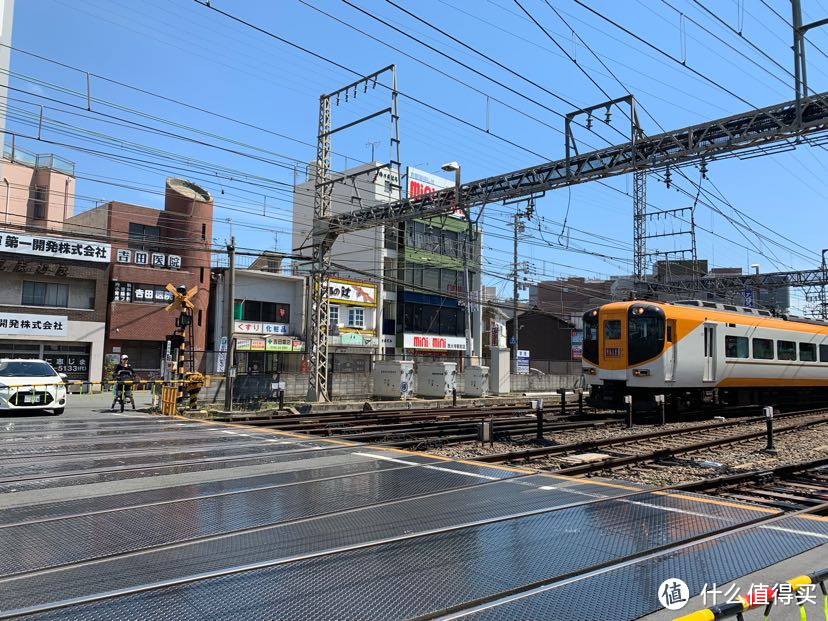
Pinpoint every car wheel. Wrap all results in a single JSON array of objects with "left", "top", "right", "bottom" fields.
[{"left": 48, "top": 408, "right": 64, "bottom": 416}]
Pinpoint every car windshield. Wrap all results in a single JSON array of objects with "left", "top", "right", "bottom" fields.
[{"left": 0, "top": 361, "right": 58, "bottom": 377}]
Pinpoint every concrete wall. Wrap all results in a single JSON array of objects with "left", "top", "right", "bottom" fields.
[{"left": 201, "top": 371, "right": 584, "bottom": 404}]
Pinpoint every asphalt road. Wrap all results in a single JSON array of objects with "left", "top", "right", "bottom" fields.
[{"left": 0, "top": 389, "right": 156, "bottom": 421}]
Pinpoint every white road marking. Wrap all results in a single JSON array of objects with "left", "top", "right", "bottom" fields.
[{"left": 353, "top": 452, "right": 500, "bottom": 480}]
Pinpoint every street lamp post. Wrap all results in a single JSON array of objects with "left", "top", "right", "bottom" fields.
[
  {"left": 442, "top": 161, "right": 473, "bottom": 367},
  {"left": 750, "top": 263, "right": 760, "bottom": 309}
]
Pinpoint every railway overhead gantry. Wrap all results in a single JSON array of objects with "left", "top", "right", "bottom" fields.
[{"left": 307, "top": 89, "right": 828, "bottom": 401}]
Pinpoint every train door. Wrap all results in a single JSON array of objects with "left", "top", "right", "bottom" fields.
[
  {"left": 664, "top": 319, "right": 676, "bottom": 382},
  {"left": 703, "top": 323, "right": 716, "bottom": 382}
]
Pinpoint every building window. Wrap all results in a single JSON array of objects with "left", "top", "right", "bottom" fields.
[
  {"left": 30, "top": 186, "right": 48, "bottom": 219},
  {"left": 22, "top": 281, "right": 69, "bottom": 308},
  {"left": 328, "top": 305, "right": 339, "bottom": 327},
  {"left": 777, "top": 340, "right": 796, "bottom": 361},
  {"left": 128, "top": 223, "right": 161, "bottom": 251},
  {"left": 112, "top": 282, "right": 133, "bottom": 302},
  {"left": 348, "top": 307, "right": 364, "bottom": 328},
  {"left": 235, "top": 300, "right": 290, "bottom": 323},
  {"left": 800, "top": 342, "right": 817, "bottom": 362},
  {"left": 752, "top": 338, "right": 774, "bottom": 360},
  {"left": 198, "top": 309, "right": 203, "bottom": 326},
  {"left": 725, "top": 335, "right": 749, "bottom": 358},
  {"left": 201, "top": 223, "right": 206, "bottom": 240}
]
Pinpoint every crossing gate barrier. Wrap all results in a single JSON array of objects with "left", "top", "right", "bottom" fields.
[
  {"left": 160, "top": 385, "right": 178, "bottom": 416},
  {"left": 674, "top": 567, "right": 828, "bottom": 621}
]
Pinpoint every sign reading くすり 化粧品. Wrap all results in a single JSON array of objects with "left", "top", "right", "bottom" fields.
[
  {"left": 0, "top": 312, "right": 68, "bottom": 336},
  {"left": 0, "top": 230, "right": 110, "bottom": 263}
]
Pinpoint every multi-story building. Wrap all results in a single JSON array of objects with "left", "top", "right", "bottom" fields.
[
  {"left": 65, "top": 178, "right": 213, "bottom": 374},
  {"left": 292, "top": 163, "right": 482, "bottom": 367},
  {"left": 292, "top": 162, "right": 397, "bottom": 366},
  {"left": 0, "top": 227, "right": 110, "bottom": 383},
  {"left": 210, "top": 253, "right": 306, "bottom": 376},
  {"left": 0, "top": 143, "right": 76, "bottom": 231}
]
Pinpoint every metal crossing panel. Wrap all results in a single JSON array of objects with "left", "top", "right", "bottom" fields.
[{"left": 1, "top": 411, "right": 825, "bottom": 621}]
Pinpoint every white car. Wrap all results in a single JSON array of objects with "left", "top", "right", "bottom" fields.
[{"left": 0, "top": 359, "right": 67, "bottom": 415}]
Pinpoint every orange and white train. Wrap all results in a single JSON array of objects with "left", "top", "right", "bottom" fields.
[{"left": 582, "top": 300, "right": 828, "bottom": 409}]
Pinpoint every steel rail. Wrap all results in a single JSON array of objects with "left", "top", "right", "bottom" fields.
[
  {"left": 554, "top": 413, "right": 828, "bottom": 476},
  {"left": 473, "top": 407, "right": 828, "bottom": 463}
]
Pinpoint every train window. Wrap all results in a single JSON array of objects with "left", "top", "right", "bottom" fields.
[
  {"left": 777, "top": 340, "right": 797, "bottom": 361},
  {"left": 800, "top": 343, "right": 817, "bottom": 362},
  {"left": 723, "top": 305, "right": 738, "bottom": 312},
  {"left": 752, "top": 338, "right": 774, "bottom": 360},
  {"left": 820, "top": 344, "right": 828, "bottom": 362},
  {"left": 604, "top": 320, "right": 621, "bottom": 340},
  {"left": 628, "top": 307, "right": 665, "bottom": 365},
  {"left": 702, "top": 302, "right": 717, "bottom": 309},
  {"left": 758, "top": 310, "right": 771, "bottom": 316},
  {"left": 582, "top": 310, "right": 599, "bottom": 365},
  {"left": 725, "top": 336, "right": 749, "bottom": 358}
]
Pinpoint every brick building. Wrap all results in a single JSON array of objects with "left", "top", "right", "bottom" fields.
[{"left": 65, "top": 178, "right": 213, "bottom": 374}]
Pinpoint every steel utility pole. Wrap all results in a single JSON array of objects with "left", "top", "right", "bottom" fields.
[
  {"left": 821, "top": 249, "right": 828, "bottom": 319},
  {"left": 442, "top": 162, "right": 472, "bottom": 366},
  {"left": 223, "top": 236, "right": 235, "bottom": 411},
  {"left": 510, "top": 199, "right": 534, "bottom": 368},
  {"left": 512, "top": 211, "right": 519, "bottom": 367}
]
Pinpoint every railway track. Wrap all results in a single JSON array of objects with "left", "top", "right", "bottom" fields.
[
  {"left": 211, "top": 401, "right": 620, "bottom": 449},
  {"left": 473, "top": 408, "right": 828, "bottom": 471},
  {"left": 677, "top": 457, "right": 828, "bottom": 512}
]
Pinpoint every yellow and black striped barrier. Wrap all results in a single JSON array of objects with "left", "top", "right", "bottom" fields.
[
  {"left": 0, "top": 376, "right": 219, "bottom": 414},
  {"left": 675, "top": 567, "right": 828, "bottom": 621}
]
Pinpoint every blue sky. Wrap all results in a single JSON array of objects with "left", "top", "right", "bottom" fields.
[{"left": 7, "top": 0, "right": 828, "bottom": 310}]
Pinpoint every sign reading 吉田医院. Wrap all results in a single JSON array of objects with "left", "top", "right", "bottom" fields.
[{"left": 116, "top": 248, "right": 181, "bottom": 270}]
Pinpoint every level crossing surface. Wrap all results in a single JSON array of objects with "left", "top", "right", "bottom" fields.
[{"left": 1, "top": 399, "right": 826, "bottom": 620}]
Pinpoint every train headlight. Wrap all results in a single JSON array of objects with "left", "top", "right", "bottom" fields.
[
  {"left": 633, "top": 307, "right": 645, "bottom": 315},
  {"left": 632, "top": 369, "right": 650, "bottom": 377}
]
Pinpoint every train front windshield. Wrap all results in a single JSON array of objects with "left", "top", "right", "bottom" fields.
[
  {"left": 582, "top": 309, "right": 599, "bottom": 364},
  {"left": 627, "top": 305, "right": 665, "bottom": 365}
]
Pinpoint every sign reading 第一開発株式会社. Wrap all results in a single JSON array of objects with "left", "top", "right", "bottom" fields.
[
  {"left": 0, "top": 230, "right": 110, "bottom": 263},
  {"left": 0, "top": 312, "right": 68, "bottom": 336}
]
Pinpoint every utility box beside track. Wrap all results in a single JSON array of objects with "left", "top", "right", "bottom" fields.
[
  {"left": 464, "top": 365, "right": 490, "bottom": 397},
  {"left": 417, "top": 362, "right": 457, "bottom": 399},
  {"left": 373, "top": 360, "right": 415, "bottom": 399}
]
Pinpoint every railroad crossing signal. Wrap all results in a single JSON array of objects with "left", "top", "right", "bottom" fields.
[{"left": 164, "top": 284, "right": 198, "bottom": 312}]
